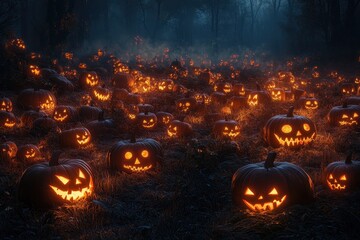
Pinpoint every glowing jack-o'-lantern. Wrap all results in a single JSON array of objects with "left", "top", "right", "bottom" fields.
[
  {"left": 263, "top": 107, "right": 316, "bottom": 148},
  {"left": 270, "top": 88, "right": 286, "bottom": 102},
  {"left": 53, "top": 105, "right": 78, "bottom": 123},
  {"left": 328, "top": 102, "right": 360, "bottom": 127},
  {"left": 157, "top": 79, "right": 174, "bottom": 92},
  {"left": 278, "top": 71, "right": 295, "bottom": 83},
  {"left": 80, "top": 72, "right": 99, "bottom": 88},
  {"left": 156, "top": 112, "right": 174, "bottom": 126},
  {"left": 325, "top": 153, "right": 360, "bottom": 191},
  {"left": 0, "top": 111, "right": 17, "bottom": 129},
  {"left": 16, "top": 144, "right": 41, "bottom": 163},
  {"left": 27, "top": 65, "right": 41, "bottom": 78},
  {"left": 0, "top": 140, "right": 17, "bottom": 162},
  {"left": 167, "top": 120, "right": 193, "bottom": 138},
  {"left": 214, "top": 82, "right": 233, "bottom": 94},
  {"left": 18, "top": 151, "right": 94, "bottom": 208},
  {"left": 107, "top": 137, "right": 163, "bottom": 173},
  {"left": 297, "top": 96, "right": 319, "bottom": 110},
  {"left": 247, "top": 84, "right": 271, "bottom": 107},
  {"left": 6, "top": 38, "right": 26, "bottom": 52},
  {"left": 91, "top": 85, "right": 111, "bottom": 102},
  {"left": 176, "top": 98, "right": 197, "bottom": 113},
  {"left": 0, "top": 97, "right": 13, "bottom": 112},
  {"left": 59, "top": 128, "right": 92, "bottom": 148},
  {"left": 233, "top": 83, "right": 246, "bottom": 96},
  {"left": 192, "top": 93, "right": 211, "bottom": 105},
  {"left": 17, "top": 88, "right": 57, "bottom": 115},
  {"left": 137, "top": 112, "right": 157, "bottom": 129},
  {"left": 213, "top": 119, "right": 240, "bottom": 140},
  {"left": 232, "top": 152, "right": 314, "bottom": 212},
  {"left": 340, "top": 83, "right": 356, "bottom": 96}
]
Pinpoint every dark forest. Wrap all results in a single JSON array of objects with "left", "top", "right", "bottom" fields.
[{"left": 1, "top": 1, "right": 360, "bottom": 240}]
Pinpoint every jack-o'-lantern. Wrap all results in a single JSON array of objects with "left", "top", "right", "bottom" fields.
[
  {"left": 17, "top": 88, "right": 56, "bottom": 115},
  {"left": 176, "top": 98, "right": 197, "bottom": 113},
  {"left": 233, "top": 83, "right": 246, "bottom": 96},
  {"left": 296, "top": 96, "right": 319, "bottom": 110},
  {"left": 80, "top": 72, "right": 99, "bottom": 88},
  {"left": 157, "top": 79, "right": 174, "bottom": 92},
  {"left": 124, "top": 104, "right": 139, "bottom": 121},
  {"left": 214, "top": 82, "right": 233, "bottom": 94},
  {"left": 156, "top": 112, "right": 174, "bottom": 126},
  {"left": 213, "top": 119, "right": 240, "bottom": 140},
  {"left": 18, "top": 151, "right": 94, "bottom": 208},
  {"left": 0, "top": 111, "right": 17, "bottom": 129},
  {"left": 328, "top": 102, "right": 360, "bottom": 126},
  {"left": 53, "top": 105, "right": 78, "bottom": 123},
  {"left": 264, "top": 79, "right": 278, "bottom": 91},
  {"left": 340, "top": 83, "right": 356, "bottom": 96},
  {"left": 107, "top": 137, "right": 163, "bottom": 173},
  {"left": 270, "top": 88, "right": 286, "bottom": 102},
  {"left": 91, "top": 85, "right": 111, "bottom": 102},
  {"left": 59, "top": 128, "right": 92, "bottom": 148},
  {"left": 137, "top": 112, "right": 157, "bottom": 129},
  {"left": 28, "top": 65, "right": 41, "bottom": 78},
  {"left": 263, "top": 107, "right": 316, "bottom": 148},
  {"left": 63, "top": 52, "right": 73, "bottom": 60},
  {"left": 167, "top": 120, "right": 193, "bottom": 138},
  {"left": 278, "top": 71, "right": 295, "bottom": 83},
  {"left": 193, "top": 93, "right": 211, "bottom": 105},
  {"left": 16, "top": 144, "right": 41, "bottom": 163},
  {"left": 0, "top": 140, "right": 17, "bottom": 162},
  {"left": 6, "top": 38, "right": 26, "bottom": 53},
  {"left": 247, "top": 84, "right": 271, "bottom": 107},
  {"left": 0, "top": 97, "right": 13, "bottom": 112},
  {"left": 232, "top": 152, "right": 314, "bottom": 212},
  {"left": 78, "top": 63, "right": 87, "bottom": 69},
  {"left": 325, "top": 153, "right": 360, "bottom": 191}
]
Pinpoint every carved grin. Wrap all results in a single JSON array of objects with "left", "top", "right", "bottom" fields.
[
  {"left": 76, "top": 137, "right": 90, "bottom": 145},
  {"left": 243, "top": 195, "right": 286, "bottom": 212},
  {"left": 274, "top": 132, "right": 315, "bottom": 147},
  {"left": 143, "top": 123, "right": 155, "bottom": 128},
  {"left": 25, "top": 152, "right": 36, "bottom": 158},
  {"left": 223, "top": 131, "right": 240, "bottom": 138},
  {"left": 86, "top": 77, "right": 98, "bottom": 86},
  {"left": 167, "top": 129, "right": 177, "bottom": 137},
  {"left": 4, "top": 122, "right": 15, "bottom": 128},
  {"left": 123, "top": 164, "right": 152, "bottom": 172},
  {"left": 305, "top": 105, "right": 318, "bottom": 110},
  {"left": 93, "top": 90, "right": 110, "bottom": 101},
  {"left": 338, "top": 120, "right": 357, "bottom": 126},
  {"left": 327, "top": 181, "right": 346, "bottom": 190},
  {"left": 54, "top": 115, "right": 68, "bottom": 122},
  {"left": 49, "top": 184, "right": 93, "bottom": 201}
]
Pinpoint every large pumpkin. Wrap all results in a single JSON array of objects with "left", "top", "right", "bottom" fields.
[
  {"left": 107, "top": 137, "right": 163, "bottom": 173},
  {"left": 17, "top": 88, "right": 57, "bottom": 115},
  {"left": 324, "top": 153, "right": 360, "bottom": 191},
  {"left": 263, "top": 107, "right": 316, "bottom": 148},
  {"left": 327, "top": 102, "right": 360, "bottom": 127},
  {"left": 232, "top": 152, "right": 314, "bottom": 212},
  {"left": 18, "top": 151, "right": 94, "bottom": 208}
]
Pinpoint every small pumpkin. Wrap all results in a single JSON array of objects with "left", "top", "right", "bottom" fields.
[
  {"left": 167, "top": 120, "right": 193, "bottom": 138},
  {"left": 324, "top": 153, "right": 360, "bottom": 191},
  {"left": 156, "top": 112, "right": 174, "bottom": 126},
  {"left": 53, "top": 105, "right": 78, "bottom": 123},
  {"left": 270, "top": 88, "right": 286, "bottom": 102},
  {"left": 136, "top": 112, "right": 157, "bottom": 129},
  {"left": 107, "top": 137, "right": 163, "bottom": 173},
  {"left": 17, "top": 88, "right": 57, "bottom": 115},
  {"left": 0, "top": 139, "right": 17, "bottom": 162},
  {"left": 213, "top": 119, "right": 240, "bottom": 140},
  {"left": 111, "top": 73, "right": 135, "bottom": 90},
  {"left": 176, "top": 98, "right": 197, "bottom": 113},
  {"left": 157, "top": 79, "right": 174, "bottom": 92},
  {"left": 0, "top": 97, "right": 13, "bottom": 112},
  {"left": 227, "top": 96, "right": 247, "bottom": 112},
  {"left": 263, "top": 107, "right": 316, "bottom": 148},
  {"left": 232, "top": 83, "right": 246, "bottom": 96},
  {"left": 0, "top": 111, "right": 17, "bottom": 129},
  {"left": 247, "top": 83, "right": 271, "bottom": 107},
  {"left": 296, "top": 96, "right": 319, "bottom": 110},
  {"left": 214, "top": 82, "right": 233, "bottom": 94},
  {"left": 16, "top": 144, "right": 41, "bottom": 163},
  {"left": 340, "top": 83, "right": 356, "bottom": 96},
  {"left": 327, "top": 102, "right": 360, "bottom": 127},
  {"left": 192, "top": 93, "right": 211, "bottom": 105},
  {"left": 18, "top": 151, "right": 94, "bottom": 208},
  {"left": 59, "top": 127, "right": 92, "bottom": 148},
  {"left": 232, "top": 152, "right": 314, "bottom": 212}
]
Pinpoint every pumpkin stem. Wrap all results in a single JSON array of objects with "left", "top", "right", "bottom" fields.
[
  {"left": 49, "top": 151, "right": 62, "bottom": 166},
  {"left": 342, "top": 101, "right": 348, "bottom": 108},
  {"left": 264, "top": 151, "right": 277, "bottom": 169},
  {"left": 256, "top": 82, "right": 261, "bottom": 91},
  {"left": 287, "top": 106, "right": 295, "bottom": 117},
  {"left": 98, "top": 110, "right": 104, "bottom": 121},
  {"left": 345, "top": 152, "right": 352, "bottom": 164}
]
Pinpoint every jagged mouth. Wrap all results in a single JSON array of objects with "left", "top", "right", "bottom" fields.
[
  {"left": 94, "top": 91, "right": 110, "bottom": 101},
  {"left": 86, "top": 79, "right": 98, "bottom": 86},
  {"left": 305, "top": 106, "right": 318, "bottom": 110},
  {"left": 25, "top": 153, "right": 36, "bottom": 158},
  {"left": 123, "top": 164, "right": 152, "bottom": 172},
  {"left": 223, "top": 132, "right": 240, "bottom": 138},
  {"left": 179, "top": 107, "right": 190, "bottom": 112},
  {"left": 49, "top": 185, "right": 93, "bottom": 201},
  {"left": 327, "top": 181, "right": 346, "bottom": 190},
  {"left": 338, "top": 120, "right": 357, "bottom": 126},
  {"left": 248, "top": 101, "right": 258, "bottom": 106},
  {"left": 142, "top": 123, "right": 156, "bottom": 128},
  {"left": 167, "top": 129, "right": 177, "bottom": 137},
  {"left": 243, "top": 195, "right": 286, "bottom": 212},
  {"left": 272, "top": 96, "right": 282, "bottom": 101},
  {"left": 274, "top": 133, "right": 315, "bottom": 147},
  {"left": 40, "top": 102, "right": 55, "bottom": 110},
  {"left": 77, "top": 138, "right": 90, "bottom": 145},
  {"left": 54, "top": 115, "right": 68, "bottom": 122}
]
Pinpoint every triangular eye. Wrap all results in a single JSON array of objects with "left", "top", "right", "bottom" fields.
[
  {"left": 342, "top": 114, "right": 349, "bottom": 118},
  {"left": 76, "top": 179, "right": 82, "bottom": 184},
  {"left": 224, "top": 127, "right": 228, "bottom": 131},
  {"left": 354, "top": 113, "right": 358, "bottom": 118},
  {"left": 328, "top": 174, "right": 333, "bottom": 179},
  {"left": 340, "top": 175, "right": 347, "bottom": 181},
  {"left": 269, "top": 188, "right": 278, "bottom": 195},
  {"left": 79, "top": 169, "right": 85, "bottom": 179},
  {"left": 245, "top": 188, "right": 255, "bottom": 196},
  {"left": 56, "top": 175, "right": 69, "bottom": 185}
]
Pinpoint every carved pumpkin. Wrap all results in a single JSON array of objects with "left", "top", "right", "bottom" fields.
[
  {"left": 59, "top": 127, "right": 92, "bottom": 148},
  {"left": 6, "top": 38, "right": 26, "bottom": 53},
  {"left": 0, "top": 140, "right": 17, "bottom": 162},
  {"left": 167, "top": 120, "right": 193, "bottom": 138},
  {"left": 136, "top": 112, "right": 157, "bottom": 129},
  {"left": 27, "top": 65, "right": 41, "bottom": 78},
  {"left": 340, "top": 83, "right": 356, "bottom": 96},
  {"left": 53, "top": 105, "right": 78, "bottom": 123},
  {"left": 213, "top": 119, "right": 240, "bottom": 140},
  {"left": 233, "top": 83, "right": 246, "bottom": 96},
  {"left": 232, "top": 152, "right": 314, "bottom": 212},
  {"left": 17, "top": 88, "right": 57, "bottom": 115},
  {"left": 214, "top": 82, "right": 233, "bottom": 94},
  {"left": 157, "top": 79, "right": 174, "bottom": 92},
  {"left": 192, "top": 93, "right": 211, "bottom": 105},
  {"left": 156, "top": 112, "right": 174, "bottom": 126},
  {"left": 296, "top": 96, "right": 319, "bottom": 110},
  {"left": 325, "top": 153, "right": 360, "bottom": 191},
  {"left": 263, "top": 107, "right": 316, "bottom": 148},
  {"left": 80, "top": 72, "right": 99, "bottom": 89},
  {"left": 247, "top": 84, "right": 271, "bottom": 107},
  {"left": 173, "top": 84, "right": 188, "bottom": 94},
  {"left": 16, "top": 144, "right": 41, "bottom": 163},
  {"left": 107, "top": 137, "right": 163, "bottom": 173},
  {"left": 18, "top": 151, "right": 94, "bottom": 208},
  {"left": 0, "top": 111, "right": 17, "bottom": 129},
  {"left": 270, "top": 88, "right": 286, "bottom": 102},
  {"left": 327, "top": 102, "right": 360, "bottom": 127},
  {"left": 176, "top": 98, "right": 197, "bottom": 113},
  {"left": 0, "top": 97, "right": 13, "bottom": 112}
]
